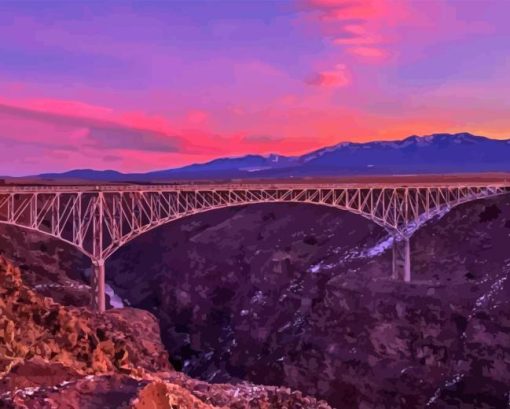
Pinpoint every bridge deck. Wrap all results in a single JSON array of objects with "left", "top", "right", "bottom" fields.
[{"left": 2, "top": 180, "right": 510, "bottom": 193}]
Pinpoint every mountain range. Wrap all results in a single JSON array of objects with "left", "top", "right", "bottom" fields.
[{"left": 26, "top": 132, "right": 510, "bottom": 181}]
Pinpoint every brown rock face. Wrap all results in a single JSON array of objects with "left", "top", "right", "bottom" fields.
[
  {"left": 0, "top": 358, "right": 81, "bottom": 393},
  {"left": 0, "top": 256, "right": 171, "bottom": 380},
  {"left": 132, "top": 381, "right": 220, "bottom": 409},
  {"left": 2, "top": 372, "right": 332, "bottom": 409},
  {"left": 151, "top": 371, "right": 333, "bottom": 409},
  {"left": 0, "top": 225, "right": 91, "bottom": 307},
  {"left": 2, "top": 374, "right": 148, "bottom": 409},
  {"left": 0, "top": 257, "right": 332, "bottom": 409}
]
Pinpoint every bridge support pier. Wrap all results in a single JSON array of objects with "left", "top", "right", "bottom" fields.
[
  {"left": 392, "top": 236, "right": 411, "bottom": 282},
  {"left": 91, "top": 259, "right": 106, "bottom": 313}
]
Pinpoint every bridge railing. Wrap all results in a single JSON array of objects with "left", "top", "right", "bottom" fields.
[{"left": 1, "top": 182, "right": 510, "bottom": 193}]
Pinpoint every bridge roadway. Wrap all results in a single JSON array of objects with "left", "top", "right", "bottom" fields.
[{"left": 1, "top": 179, "right": 510, "bottom": 312}]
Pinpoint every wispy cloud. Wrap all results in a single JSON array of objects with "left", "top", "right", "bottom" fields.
[
  {"left": 305, "top": 64, "right": 350, "bottom": 88},
  {"left": 0, "top": 102, "right": 182, "bottom": 153},
  {"left": 242, "top": 135, "right": 284, "bottom": 143},
  {"left": 300, "top": 0, "right": 407, "bottom": 62}
]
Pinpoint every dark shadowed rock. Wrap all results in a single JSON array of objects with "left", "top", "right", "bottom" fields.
[{"left": 102, "top": 198, "right": 510, "bottom": 408}]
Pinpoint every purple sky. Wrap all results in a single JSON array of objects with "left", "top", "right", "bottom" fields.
[{"left": 1, "top": 0, "right": 509, "bottom": 175}]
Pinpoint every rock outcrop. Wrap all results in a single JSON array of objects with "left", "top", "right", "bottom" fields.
[
  {"left": 0, "top": 224, "right": 91, "bottom": 307},
  {"left": 0, "top": 256, "right": 170, "bottom": 378},
  {"left": 0, "top": 256, "right": 332, "bottom": 409}
]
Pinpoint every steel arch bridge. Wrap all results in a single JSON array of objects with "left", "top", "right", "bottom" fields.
[{"left": 1, "top": 182, "right": 509, "bottom": 312}]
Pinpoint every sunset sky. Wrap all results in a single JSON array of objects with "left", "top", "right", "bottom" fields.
[{"left": 1, "top": 0, "right": 509, "bottom": 175}]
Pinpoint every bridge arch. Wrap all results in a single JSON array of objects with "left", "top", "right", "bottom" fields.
[
  {"left": 0, "top": 220, "right": 92, "bottom": 259},
  {"left": 102, "top": 200, "right": 392, "bottom": 261},
  {"left": 1, "top": 183, "right": 509, "bottom": 312}
]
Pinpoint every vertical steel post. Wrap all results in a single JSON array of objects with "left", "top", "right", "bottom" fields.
[
  {"left": 91, "top": 259, "right": 106, "bottom": 312},
  {"left": 91, "top": 192, "right": 105, "bottom": 313},
  {"left": 392, "top": 235, "right": 411, "bottom": 282},
  {"left": 403, "top": 237, "right": 411, "bottom": 282}
]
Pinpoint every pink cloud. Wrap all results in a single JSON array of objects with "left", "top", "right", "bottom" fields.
[
  {"left": 301, "top": 0, "right": 497, "bottom": 67},
  {"left": 0, "top": 96, "right": 114, "bottom": 121},
  {"left": 306, "top": 64, "right": 350, "bottom": 88},
  {"left": 333, "top": 24, "right": 379, "bottom": 46},
  {"left": 349, "top": 46, "right": 387, "bottom": 58},
  {"left": 0, "top": 95, "right": 331, "bottom": 174},
  {"left": 186, "top": 110, "right": 209, "bottom": 126},
  {"left": 0, "top": 99, "right": 183, "bottom": 154},
  {"left": 301, "top": 0, "right": 409, "bottom": 62}
]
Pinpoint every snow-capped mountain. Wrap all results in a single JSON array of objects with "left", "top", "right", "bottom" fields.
[
  {"left": 32, "top": 132, "right": 510, "bottom": 181},
  {"left": 283, "top": 132, "right": 510, "bottom": 177}
]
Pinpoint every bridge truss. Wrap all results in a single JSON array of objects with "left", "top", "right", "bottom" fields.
[{"left": 0, "top": 183, "right": 508, "bottom": 312}]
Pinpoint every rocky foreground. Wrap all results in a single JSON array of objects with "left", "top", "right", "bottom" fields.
[{"left": 0, "top": 257, "right": 332, "bottom": 408}]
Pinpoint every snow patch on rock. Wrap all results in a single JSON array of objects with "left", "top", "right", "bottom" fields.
[
  {"left": 105, "top": 283, "right": 124, "bottom": 308},
  {"left": 426, "top": 373, "right": 465, "bottom": 407}
]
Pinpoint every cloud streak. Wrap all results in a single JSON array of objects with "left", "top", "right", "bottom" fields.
[
  {"left": 300, "top": 0, "right": 407, "bottom": 62},
  {"left": 306, "top": 64, "right": 350, "bottom": 88},
  {"left": 0, "top": 102, "right": 182, "bottom": 153}
]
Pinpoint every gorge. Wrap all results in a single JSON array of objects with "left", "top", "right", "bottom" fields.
[{"left": 1, "top": 194, "right": 509, "bottom": 408}]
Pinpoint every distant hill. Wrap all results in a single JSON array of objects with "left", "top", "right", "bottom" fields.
[{"left": 33, "top": 132, "right": 510, "bottom": 181}]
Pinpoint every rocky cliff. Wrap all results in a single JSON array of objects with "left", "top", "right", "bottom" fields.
[{"left": 0, "top": 257, "right": 331, "bottom": 408}]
